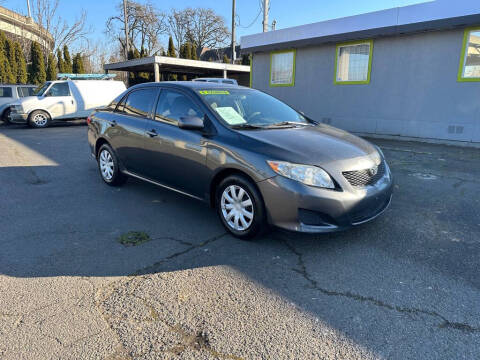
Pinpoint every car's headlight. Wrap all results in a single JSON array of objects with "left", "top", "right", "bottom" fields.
[
  {"left": 11, "top": 105, "right": 23, "bottom": 113},
  {"left": 267, "top": 161, "right": 335, "bottom": 189}
]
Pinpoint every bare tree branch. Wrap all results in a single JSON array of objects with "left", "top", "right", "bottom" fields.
[
  {"left": 31, "top": 0, "right": 90, "bottom": 51},
  {"left": 106, "top": 0, "right": 167, "bottom": 56}
]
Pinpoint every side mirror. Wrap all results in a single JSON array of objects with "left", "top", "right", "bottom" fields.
[{"left": 178, "top": 116, "right": 204, "bottom": 130}]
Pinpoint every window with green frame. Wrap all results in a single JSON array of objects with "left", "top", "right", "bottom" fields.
[
  {"left": 269, "top": 50, "right": 296, "bottom": 87},
  {"left": 334, "top": 40, "right": 373, "bottom": 85},
  {"left": 458, "top": 27, "right": 480, "bottom": 82}
]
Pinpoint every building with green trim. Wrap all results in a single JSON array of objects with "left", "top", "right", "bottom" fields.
[{"left": 241, "top": 0, "right": 480, "bottom": 145}]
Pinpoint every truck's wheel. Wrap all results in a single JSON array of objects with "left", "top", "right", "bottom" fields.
[
  {"left": 2, "top": 108, "right": 11, "bottom": 124},
  {"left": 28, "top": 110, "right": 51, "bottom": 128}
]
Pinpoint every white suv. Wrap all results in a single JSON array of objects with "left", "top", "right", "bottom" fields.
[{"left": 0, "top": 84, "right": 37, "bottom": 123}]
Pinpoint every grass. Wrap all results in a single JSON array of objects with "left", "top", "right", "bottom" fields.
[{"left": 118, "top": 231, "right": 151, "bottom": 247}]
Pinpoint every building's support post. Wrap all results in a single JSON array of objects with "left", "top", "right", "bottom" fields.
[
  {"left": 154, "top": 63, "right": 160, "bottom": 82},
  {"left": 223, "top": 69, "right": 227, "bottom": 79}
]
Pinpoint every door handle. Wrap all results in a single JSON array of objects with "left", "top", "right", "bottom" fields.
[{"left": 146, "top": 129, "right": 158, "bottom": 137}]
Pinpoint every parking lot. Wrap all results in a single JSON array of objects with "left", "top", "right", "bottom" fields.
[{"left": 0, "top": 122, "right": 479, "bottom": 359}]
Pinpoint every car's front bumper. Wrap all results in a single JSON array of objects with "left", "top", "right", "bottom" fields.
[
  {"left": 257, "top": 166, "right": 394, "bottom": 233},
  {"left": 9, "top": 112, "right": 28, "bottom": 124}
]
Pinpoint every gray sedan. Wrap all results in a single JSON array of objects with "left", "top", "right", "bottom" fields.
[{"left": 87, "top": 82, "right": 393, "bottom": 239}]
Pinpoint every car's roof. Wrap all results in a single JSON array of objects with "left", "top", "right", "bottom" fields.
[
  {"left": 128, "top": 81, "right": 250, "bottom": 91},
  {"left": 0, "top": 84, "right": 36, "bottom": 87}
]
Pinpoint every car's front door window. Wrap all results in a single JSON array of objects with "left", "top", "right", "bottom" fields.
[{"left": 46, "top": 82, "right": 70, "bottom": 97}]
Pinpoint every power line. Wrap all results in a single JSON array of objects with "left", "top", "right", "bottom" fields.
[{"left": 236, "top": 0, "right": 263, "bottom": 29}]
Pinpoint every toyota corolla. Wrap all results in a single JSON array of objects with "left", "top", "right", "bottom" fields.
[{"left": 87, "top": 82, "right": 393, "bottom": 239}]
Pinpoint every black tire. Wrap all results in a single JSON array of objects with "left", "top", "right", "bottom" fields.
[
  {"left": 97, "top": 143, "right": 127, "bottom": 186},
  {"left": 28, "top": 110, "right": 51, "bottom": 128},
  {"left": 2, "top": 108, "right": 11, "bottom": 124},
  {"left": 215, "top": 174, "right": 267, "bottom": 240}
]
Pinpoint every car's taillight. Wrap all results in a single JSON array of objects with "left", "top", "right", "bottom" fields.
[{"left": 86, "top": 116, "right": 92, "bottom": 125}]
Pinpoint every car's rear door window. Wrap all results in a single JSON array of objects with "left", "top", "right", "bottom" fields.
[
  {"left": 122, "top": 88, "right": 157, "bottom": 117},
  {"left": 0, "top": 87, "right": 13, "bottom": 98},
  {"left": 155, "top": 90, "right": 203, "bottom": 125}
]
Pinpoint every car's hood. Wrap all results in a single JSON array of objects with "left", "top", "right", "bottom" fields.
[
  {"left": 237, "top": 124, "right": 380, "bottom": 167},
  {"left": 12, "top": 96, "right": 42, "bottom": 109}
]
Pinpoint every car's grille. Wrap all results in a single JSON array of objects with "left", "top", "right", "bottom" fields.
[{"left": 343, "top": 161, "right": 385, "bottom": 187}]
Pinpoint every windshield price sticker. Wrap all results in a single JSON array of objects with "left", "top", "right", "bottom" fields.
[
  {"left": 199, "top": 90, "right": 230, "bottom": 95},
  {"left": 215, "top": 107, "right": 247, "bottom": 125}
]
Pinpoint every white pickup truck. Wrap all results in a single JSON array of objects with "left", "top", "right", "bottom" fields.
[{"left": 10, "top": 79, "right": 126, "bottom": 128}]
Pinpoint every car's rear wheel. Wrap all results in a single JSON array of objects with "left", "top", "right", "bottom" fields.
[
  {"left": 28, "top": 110, "right": 51, "bottom": 128},
  {"left": 216, "top": 175, "right": 266, "bottom": 239},
  {"left": 97, "top": 144, "right": 127, "bottom": 186}
]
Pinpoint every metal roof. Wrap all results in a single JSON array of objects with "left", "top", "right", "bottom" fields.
[
  {"left": 241, "top": 0, "right": 480, "bottom": 53},
  {"left": 104, "top": 56, "right": 250, "bottom": 75}
]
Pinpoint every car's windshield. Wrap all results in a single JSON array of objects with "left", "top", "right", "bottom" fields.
[
  {"left": 197, "top": 88, "right": 309, "bottom": 128},
  {"left": 34, "top": 82, "right": 52, "bottom": 96}
]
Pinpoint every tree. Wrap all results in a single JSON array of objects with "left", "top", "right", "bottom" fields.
[
  {"left": 168, "top": 8, "right": 229, "bottom": 54},
  {"left": 241, "top": 54, "right": 251, "bottom": 66},
  {"left": 72, "top": 53, "right": 85, "bottom": 74},
  {"left": 14, "top": 42, "right": 28, "bottom": 84},
  {"left": 56, "top": 48, "right": 65, "bottom": 73},
  {"left": 0, "top": 32, "right": 13, "bottom": 84},
  {"left": 63, "top": 45, "right": 73, "bottom": 73},
  {"left": 191, "top": 44, "right": 198, "bottom": 60},
  {"left": 106, "top": 0, "right": 167, "bottom": 57},
  {"left": 46, "top": 52, "right": 57, "bottom": 80},
  {"left": 223, "top": 54, "right": 230, "bottom": 63},
  {"left": 167, "top": 9, "right": 190, "bottom": 53},
  {"left": 167, "top": 36, "right": 176, "bottom": 57},
  {"left": 185, "top": 42, "right": 192, "bottom": 60},
  {"left": 30, "top": 0, "right": 90, "bottom": 51},
  {"left": 28, "top": 42, "right": 46, "bottom": 85},
  {"left": 5, "top": 39, "right": 17, "bottom": 83}
]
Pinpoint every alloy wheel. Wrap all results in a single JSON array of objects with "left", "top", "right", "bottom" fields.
[
  {"left": 220, "top": 185, "right": 254, "bottom": 231},
  {"left": 32, "top": 113, "right": 48, "bottom": 126},
  {"left": 99, "top": 149, "right": 114, "bottom": 180}
]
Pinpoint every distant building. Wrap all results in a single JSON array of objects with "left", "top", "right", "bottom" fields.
[
  {"left": 242, "top": 0, "right": 480, "bottom": 145},
  {"left": 0, "top": 5, "right": 53, "bottom": 53}
]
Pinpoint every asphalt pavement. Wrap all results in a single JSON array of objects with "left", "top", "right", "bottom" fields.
[{"left": 0, "top": 122, "right": 479, "bottom": 359}]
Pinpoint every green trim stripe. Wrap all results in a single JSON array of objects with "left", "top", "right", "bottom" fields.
[
  {"left": 334, "top": 39, "right": 373, "bottom": 85},
  {"left": 269, "top": 49, "right": 296, "bottom": 87},
  {"left": 457, "top": 27, "right": 480, "bottom": 83}
]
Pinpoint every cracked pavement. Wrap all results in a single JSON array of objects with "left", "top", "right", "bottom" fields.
[{"left": 1, "top": 123, "right": 479, "bottom": 359}]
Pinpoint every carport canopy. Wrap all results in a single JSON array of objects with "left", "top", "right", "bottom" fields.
[{"left": 104, "top": 56, "right": 250, "bottom": 85}]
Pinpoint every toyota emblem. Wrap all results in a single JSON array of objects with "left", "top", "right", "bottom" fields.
[{"left": 368, "top": 166, "right": 378, "bottom": 176}]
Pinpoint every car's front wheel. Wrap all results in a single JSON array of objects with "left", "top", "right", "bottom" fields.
[
  {"left": 28, "top": 110, "right": 51, "bottom": 128},
  {"left": 216, "top": 175, "right": 267, "bottom": 239},
  {"left": 97, "top": 144, "right": 127, "bottom": 186}
]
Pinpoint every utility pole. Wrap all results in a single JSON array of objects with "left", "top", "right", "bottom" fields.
[
  {"left": 123, "top": 0, "right": 130, "bottom": 61},
  {"left": 262, "top": 0, "right": 269, "bottom": 32},
  {"left": 26, "top": 0, "right": 31, "bottom": 18},
  {"left": 231, "top": 0, "right": 236, "bottom": 64}
]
